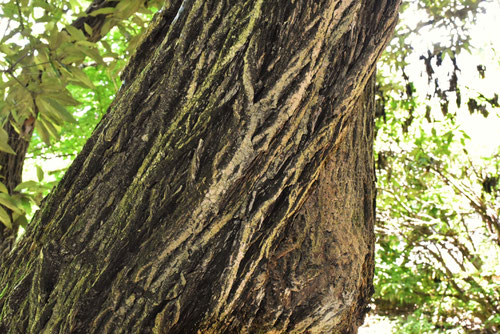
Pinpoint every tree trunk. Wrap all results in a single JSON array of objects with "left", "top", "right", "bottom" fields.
[{"left": 0, "top": 0, "right": 399, "bottom": 333}]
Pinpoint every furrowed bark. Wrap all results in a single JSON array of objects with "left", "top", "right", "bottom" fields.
[{"left": 0, "top": 0, "right": 399, "bottom": 332}]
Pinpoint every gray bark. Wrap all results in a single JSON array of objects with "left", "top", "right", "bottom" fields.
[{"left": 0, "top": 0, "right": 399, "bottom": 332}]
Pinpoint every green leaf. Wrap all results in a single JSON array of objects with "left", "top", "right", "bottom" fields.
[
  {"left": 41, "top": 117, "right": 61, "bottom": 139},
  {"left": 100, "top": 40, "right": 114, "bottom": 55},
  {"left": 37, "top": 96, "right": 76, "bottom": 127},
  {"left": 35, "top": 119, "right": 51, "bottom": 144},
  {"left": 65, "top": 25, "right": 86, "bottom": 41},
  {"left": 89, "top": 7, "right": 116, "bottom": 16},
  {"left": 47, "top": 30, "right": 69, "bottom": 51},
  {"left": 0, "top": 193, "right": 23, "bottom": 215},
  {"left": 0, "top": 182, "right": 8, "bottom": 194},
  {"left": 69, "top": 66, "right": 95, "bottom": 89},
  {"left": 76, "top": 44, "right": 104, "bottom": 64},
  {"left": 14, "top": 181, "right": 39, "bottom": 192},
  {"left": 83, "top": 23, "right": 93, "bottom": 36},
  {"left": 115, "top": 0, "right": 140, "bottom": 19},
  {"left": 0, "top": 44, "right": 16, "bottom": 56},
  {"left": 0, "top": 128, "right": 16, "bottom": 155},
  {"left": 46, "top": 91, "right": 80, "bottom": 107},
  {"left": 36, "top": 165, "right": 44, "bottom": 182},
  {"left": 76, "top": 40, "right": 98, "bottom": 48},
  {"left": 44, "top": 97, "right": 77, "bottom": 123},
  {"left": 15, "top": 215, "right": 28, "bottom": 228},
  {"left": 16, "top": 194, "right": 34, "bottom": 214},
  {"left": 0, "top": 206, "right": 12, "bottom": 229},
  {"left": 37, "top": 97, "right": 60, "bottom": 125},
  {"left": 61, "top": 54, "right": 86, "bottom": 65},
  {"left": 100, "top": 20, "right": 112, "bottom": 36}
]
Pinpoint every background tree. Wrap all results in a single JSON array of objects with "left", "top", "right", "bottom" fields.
[
  {"left": 372, "top": 0, "right": 500, "bottom": 331},
  {"left": 0, "top": 0, "right": 400, "bottom": 332}
]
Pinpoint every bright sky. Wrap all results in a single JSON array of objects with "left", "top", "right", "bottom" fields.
[
  {"left": 456, "top": 2, "right": 500, "bottom": 158},
  {"left": 400, "top": 0, "right": 500, "bottom": 159},
  {"left": 361, "top": 2, "right": 500, "bottom": 331}
]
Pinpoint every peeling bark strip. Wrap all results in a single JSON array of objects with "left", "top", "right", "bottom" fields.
[{"left": 0, "top": 1, "right": 399, "bottom": 333}]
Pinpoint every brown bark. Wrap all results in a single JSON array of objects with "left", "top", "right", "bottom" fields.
[{"left": 0, "top": 0, "right": 399, "bottom": 332}]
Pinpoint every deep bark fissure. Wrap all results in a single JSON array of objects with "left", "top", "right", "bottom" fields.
[{"left": 0, "top": 0, "right": 400, "bottom": 332}]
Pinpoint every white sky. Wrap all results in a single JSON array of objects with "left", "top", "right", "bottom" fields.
[{"left": 399, "top": 0, "right": 500, "bottom": 159}]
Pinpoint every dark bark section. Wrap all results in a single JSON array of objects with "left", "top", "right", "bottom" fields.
[
  {"left": 0, "top": 120, "right": 33, "bottom": 256},
  {"left": 71, "top": 0, "right": 122, "bottom": 43},
  {"left": 0, "top": 121, "right": 31, "bottom": 195},
  {"left": 0, "top": 0, "right": 399, "bottom": 333}
]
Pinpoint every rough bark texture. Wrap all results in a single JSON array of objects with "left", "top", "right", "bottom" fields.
[{"left": 0, "top": 0, "right": 399, "bottom": 333}]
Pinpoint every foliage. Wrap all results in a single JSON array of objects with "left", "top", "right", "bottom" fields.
[
  {"left": 0, "top": 0, "right": 160, "bottom": 231},
  {"left": 374, "top": 0, "right": 500, "bottom": 332},
  {"left": 27, "top": 27, "right": 130, "bottom": 167}
]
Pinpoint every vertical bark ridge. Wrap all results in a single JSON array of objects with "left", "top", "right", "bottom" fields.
[{"left": 0, "top": 0, "right": 399, "bottom": 333}]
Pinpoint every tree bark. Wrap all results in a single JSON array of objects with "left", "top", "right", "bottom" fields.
[{"left": 0, "top": 0, "right": 399, "bottom": 332}]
